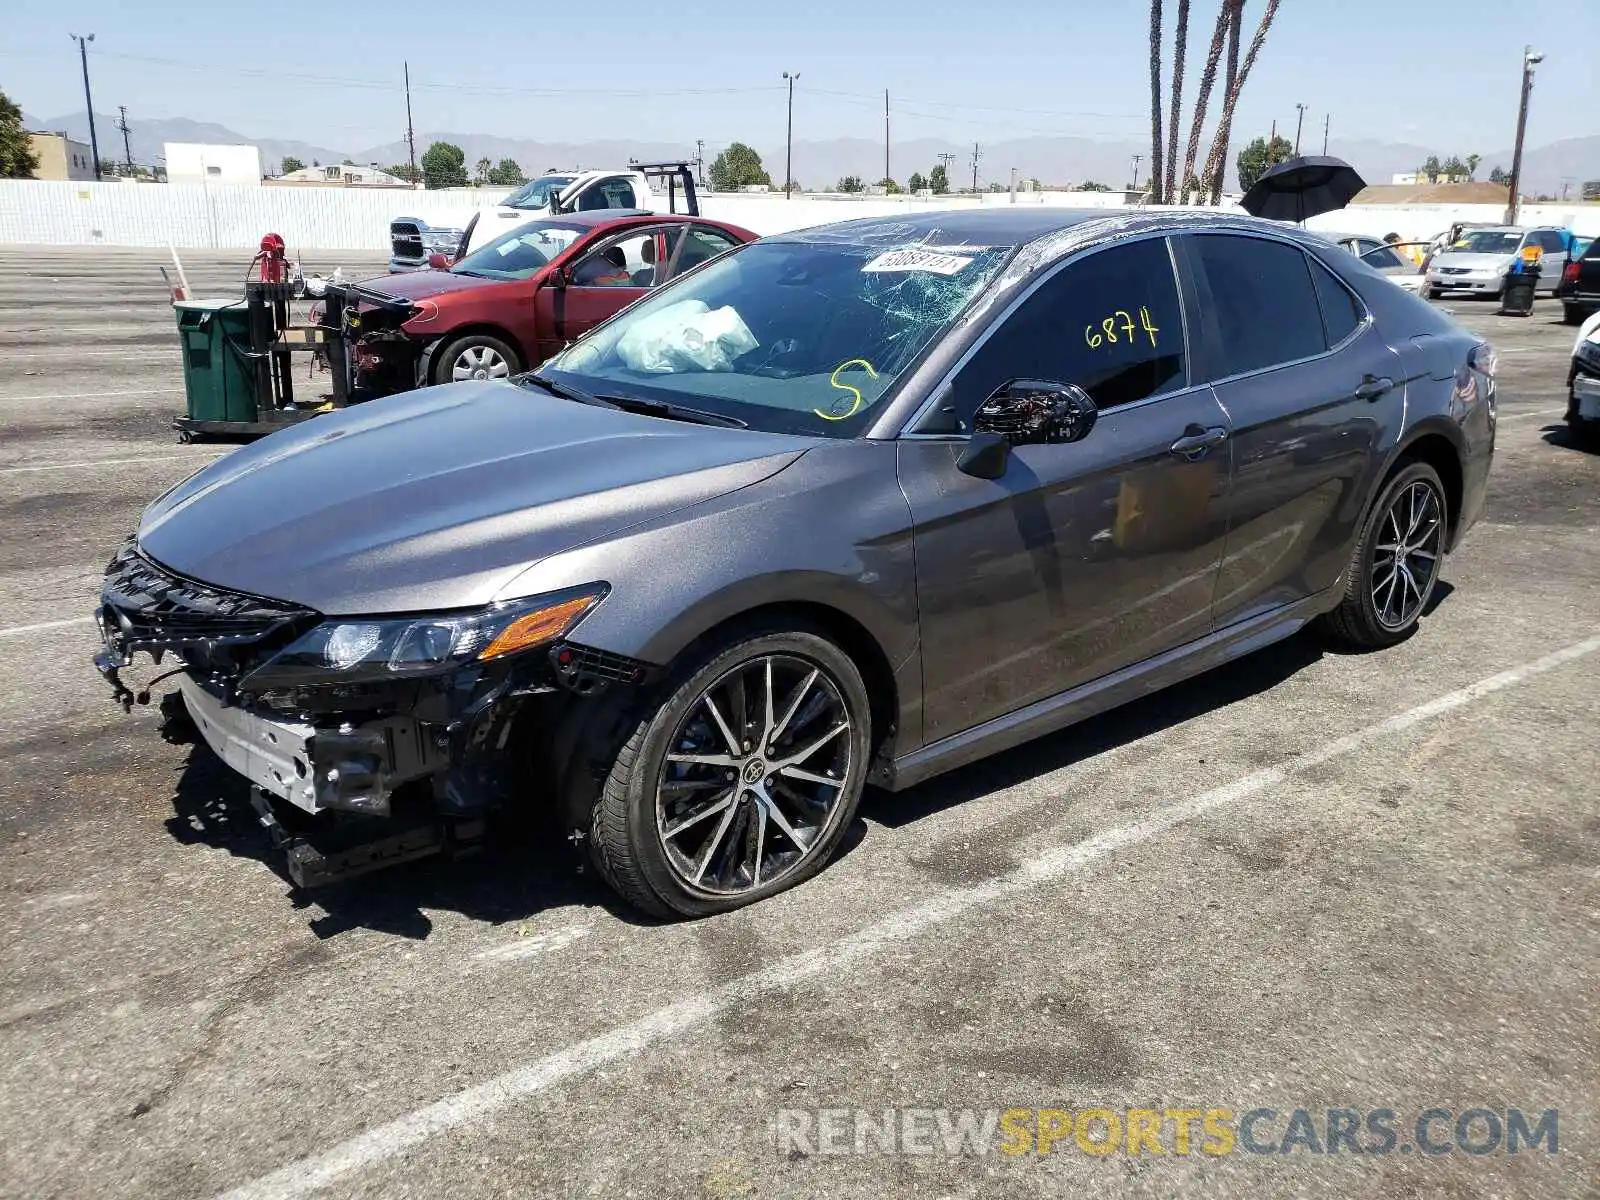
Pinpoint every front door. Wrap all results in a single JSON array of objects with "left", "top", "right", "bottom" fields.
[
  {"left": 1182, "top": 233, "right": 1398, "bottom": 628},
  {"left": 902, "top": 236, "right": 1235, "bottom": 745},
  {"left": 534, "top": 227, "right": 666, "bottom": 359}
]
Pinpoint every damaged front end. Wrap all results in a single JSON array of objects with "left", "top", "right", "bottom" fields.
[{"left": 94, "top": 542, "right": 650, "bottom": 887}]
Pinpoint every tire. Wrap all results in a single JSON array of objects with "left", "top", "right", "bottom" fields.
[
  {"left": 1563, "top": 303, "right": 1586, "bottom": 326},
  {"left": 431, "top": 333, "right": 521, "bottom": 386},
  {"left": 589, "top": 624, "right": 872, "bottom": 918},
  {"left": 1321, "top": 460, "right": 1449, "bottom": 650},
  {"left": 1421, "top": 284, "right": 1438, "bottom": 301}
]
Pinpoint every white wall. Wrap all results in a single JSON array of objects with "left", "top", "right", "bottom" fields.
[
  {"left": 0, "top": 179, "right": 1595, "bottom": 250},
  {"left": 163, "top": 144, "right": 263, "bottom": 187}
]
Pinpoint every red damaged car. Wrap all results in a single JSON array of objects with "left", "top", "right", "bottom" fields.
[{"left": 325, "top": 211, "right": 757, "bottom": 394}]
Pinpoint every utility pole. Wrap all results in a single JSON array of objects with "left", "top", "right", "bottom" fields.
[
  {"left": 883, "top": 89, "right": 890, "bottom": 188},
  {"left": 1322, "top": 113, "right": 1330, "bottom": 156},
  {"left": 1130, "top": 153, "right": 1143, "bottom": 191},
  {"left": 782, "top": 71, "right": 800, "bottom": 198},
  {"left": 69, "top": 34, "right": 101, "bottom": 180},
  {"left": 695, "top": 138, "right": 705, "bottom": 187},
  {"left": 970, "top": 142, "right": 981, "bottom": 193},
  {"left": 404, "top": 61, "right": 418, "bottom": 188},
  {"left": 1293, "top": 103, "right": 1306, "bottom": 155},
  {"left": 116, "top": 105, "right": 133, "bottom": 172},
  {"left": 1505, "top": 46, "right": 1542, "bottom": 225}
]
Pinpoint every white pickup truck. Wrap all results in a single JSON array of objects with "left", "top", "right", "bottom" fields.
[{"left": 387, "top": 163, "right": 699, "bottom": 272}]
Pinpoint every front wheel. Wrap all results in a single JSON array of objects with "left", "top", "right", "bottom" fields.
[
  {"left": 432, "top": 333, "right": 521, "bottom": 386},
  {"left": 1322, "top": 461, "right": 1449, "bottom": 649},
  {"left": 1563, "top": 303, "right": 1587, "bottom": 326},
  {"left": 589, "top": 626, "right": 872, "bottom": 918}
]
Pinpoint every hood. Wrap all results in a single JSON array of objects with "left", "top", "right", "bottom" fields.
[
  {"left": 1432, "top": 252, "right": 1514, "bottom": 271},
  {"left": 138, "top": 382, "right": 808, "bottom": 615},
  {"left": 354, "top": 270, "right": 512, "bottom": 302}
]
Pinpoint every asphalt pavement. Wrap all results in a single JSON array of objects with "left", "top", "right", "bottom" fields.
[{"left": 0, "top": 248, "right": 1596, "bottom": 1200}]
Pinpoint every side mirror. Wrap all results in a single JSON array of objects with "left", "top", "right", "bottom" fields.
[
  {"left": 972, "top": 379, "right": 1098, "bottom": 446},
  {"left": 956, "top": 432, "right": 1011, "bottom": 480},
  {"left": 426, "top": 252, "right": 450, "bottom": 270},
  {"left": 549, "top": 265, "right": 569, "bottom": 290}
]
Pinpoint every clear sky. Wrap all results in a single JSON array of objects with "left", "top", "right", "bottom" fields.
[{"left": 3, "top": 0, "right": 1594, "bottom": 157}]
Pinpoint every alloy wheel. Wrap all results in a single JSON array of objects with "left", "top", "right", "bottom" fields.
[
  {"left": 451, "top": 344, "right": 510, "bottom": 381},
  {"left": 1371, "top": 479, "right": 1444, "bottom": 631},
  {"left": 655, "top": 654, "right": 853, "bottom": 897}
]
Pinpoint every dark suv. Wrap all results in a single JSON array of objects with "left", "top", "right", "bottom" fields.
[{"left": 1558, "top": 236, "right": 1600, "bottom": 325}]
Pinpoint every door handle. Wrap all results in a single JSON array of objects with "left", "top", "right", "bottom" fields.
[
  {"left": 1353, "top": 374, "right": 1395, "bottom": 401},
  {"left": 1169, "top": 425, "right": 1228, "bottom": 460}
]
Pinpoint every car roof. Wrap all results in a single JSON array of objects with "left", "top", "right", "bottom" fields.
[{"left": 775, "top": 207, "right": 1112, "bottom": 247}]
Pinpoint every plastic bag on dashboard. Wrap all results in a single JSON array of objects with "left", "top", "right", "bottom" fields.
[{"left": 615, "top": 299, "right": 758, "bottom": 373}]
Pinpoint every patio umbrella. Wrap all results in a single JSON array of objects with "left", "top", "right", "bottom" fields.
[{"left": 1241, "top": 156, "right": 1367, "bottom": 223}]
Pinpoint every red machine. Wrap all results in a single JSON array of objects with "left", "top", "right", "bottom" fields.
[{"left": 255, "top": 232, "right": 288, "bottom": 283}]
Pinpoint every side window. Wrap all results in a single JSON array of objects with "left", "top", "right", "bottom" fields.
[
  {"left": 1308, "top": 256, "right": 1363, "bottom": 346},
  {"left": 1192, "top": 235, "right": 1326, "bottom": 377},
  {"left": 947, "top": 237, "right": 1186, "bottom": 427},
  {"left": 571, "top": 230, "right": 659, "bottom": 288},
  {"left": 577, "top": 178, "right": 640, "bottom": 211},
  {"left": 1537, "top": 231, "right": 1566, "bottom": 254},
  {"left": 670, "top": 226, "right": 742, "bottom": 277}
]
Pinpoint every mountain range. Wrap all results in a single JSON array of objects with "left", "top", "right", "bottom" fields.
[{"left": 24, "top": 110, "right": 1600, "bottom": 198}]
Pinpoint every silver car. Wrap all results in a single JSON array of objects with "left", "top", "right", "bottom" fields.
[{"left": 1423, "top": 226, "right": 1571, "bottom": 299}]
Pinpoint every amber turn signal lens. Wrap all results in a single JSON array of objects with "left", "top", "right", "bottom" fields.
[{"left": 478, "top": 595, "right": 599, "bottom": 661}]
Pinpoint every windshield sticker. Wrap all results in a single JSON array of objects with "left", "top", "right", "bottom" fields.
[
  {"left": 496, "top": 239, "right": 522, "bottom": 257},
  {"left": 815, "top": 358, "right": 878, "bottom": 421},
  {"left": 862, "top": 248, "right": 975, "bottom": 276}
]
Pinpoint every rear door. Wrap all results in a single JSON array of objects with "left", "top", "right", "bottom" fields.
[
  {"left": 1532, "top": 229, "right": 1570, "bottom": 293},
  {"left": 1182, "top": 232, "right": 1401, "bottom": 627}
]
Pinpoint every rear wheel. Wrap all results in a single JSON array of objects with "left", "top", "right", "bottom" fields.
[
  {"left": 432, "top": 333, "right": 521, "bottom": 386},
  {"left": 589, "top": 626, "right": 872, "bottom": 918},
  {"left": 1322, "top": 461, "right": 1448, "bottom": 649},
  {"left": 1563, "top": 302, "right": 1587, "bottom": 326}
]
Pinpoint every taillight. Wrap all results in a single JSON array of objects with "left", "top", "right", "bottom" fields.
[
  {"left": 1468, "top": 342, "right": 1497, "bottom": 378},
  {"left": 1564, "top": 261, "right": 1581, "bottom": 285}
]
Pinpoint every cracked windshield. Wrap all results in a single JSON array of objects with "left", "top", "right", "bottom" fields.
[{"left": 544, "top": 239, "right": 1009, "bottom": 435}]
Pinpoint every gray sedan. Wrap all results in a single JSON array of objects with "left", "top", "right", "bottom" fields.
[{"left": 96, "top": 208, "right": 1497, "bottom": 917}]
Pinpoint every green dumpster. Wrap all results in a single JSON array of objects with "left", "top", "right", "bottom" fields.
[{"left": 174, "top": 300, "right": 257, "bottom": 424}]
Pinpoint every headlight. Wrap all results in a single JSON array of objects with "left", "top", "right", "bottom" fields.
[{"left": 241, "top": 586, "right": 606, "bottom": 689}]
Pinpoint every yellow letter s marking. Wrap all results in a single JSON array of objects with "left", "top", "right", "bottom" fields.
[{"left": 815, "top": 358, "right": 879, "bottom": 421}]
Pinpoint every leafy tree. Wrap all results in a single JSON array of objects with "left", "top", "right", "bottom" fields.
[
  {"left": 279, "top": 155, "right": 306, "bottom": 176},
  {"left": 1441, "top": 155, "right": 1467, "bottom": 182},
  {"left": 929, "top": 164, "right": 949, "bottom": 194},
  {"left": 1419, "top": 154, "right": 1442, "bottom": 183},
  {"left": 420, "top": 141, "right": 468, "bottom": 189},
  {"left": 1079, "top": 180, "right": 1114, "bottom": 192},
  {"left": 488, "top": 158, "right": 527, "bottom": 187},
  {"left": 708, "top": 142, "right": 771, "bottom": 190},
  {"left": 836, "top": 175, "right": 864, "bottom": 193},
  {"left": 0, "top": 90, "right": 38, "bottom": 179},
  {"left": 341, "top": 157, "right": 355, "bottom": 166},
  {"left": 907, "top": 171, "right": 927, "bottom": 192},
  {"left": 1028, "top": 177, "right": 1042, "bottom": 191},
  {"left": 1488, "top": 164, "right": 1508, "bottom": 185},
  {"left": 1236, "top": 133, "right": 1293, "bottom": 191},
  {"left": 1465, "top": 153, "right": 1481, "bottom": 180},
  {"left": 387, "top": 163, "right": 421, "bottom": 183},
  {"left": 879, "top": 177, "right": 902, "bottom": 194}
]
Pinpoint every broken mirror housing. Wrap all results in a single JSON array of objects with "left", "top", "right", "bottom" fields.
[{"left": 238, "top": 586, "right": 607, "bottom": 690}]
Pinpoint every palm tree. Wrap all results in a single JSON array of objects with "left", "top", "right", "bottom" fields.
[
  {"left": 1466, "top": 153, "right": 1482, "bottom": 180},
  {"left": 1163, "top": 0, "right": 1192, "bottom": 203},
  {"left": 1203, "top": 0, "right": 1282, "bottom": 203},
  {"left": 1181, "top": 1, "right": 1238, "bottom": 203},
  {"left": 1148, "top": 0, "right": 1165, "bottom": 203}
]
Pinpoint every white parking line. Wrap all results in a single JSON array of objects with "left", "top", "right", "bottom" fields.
[
  {"left": 0, "top": 616, "right": 95, "bottom": 639},
  {"left": 0, "top": 388, "right": 167, "bottom": 402},
  {"left": 0, "top": 453, "right": 218, "bottom": 476},
  {"left": 215, "top": 631, "right": 1600, "bottom": 1200},
  {"left": 473, "top": 924, "right": 590, "bottom": 963}
]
